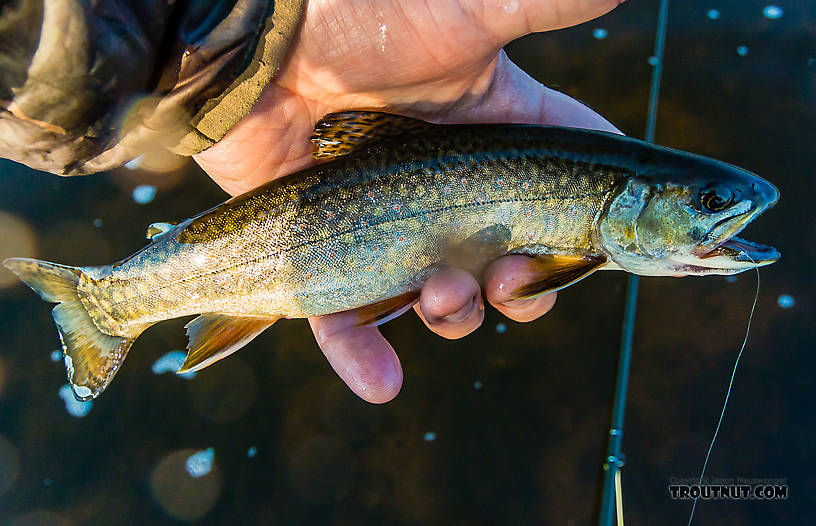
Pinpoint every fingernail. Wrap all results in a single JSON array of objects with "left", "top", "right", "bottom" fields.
[
  {"left": 441, "top": 297, "right": 477, "bottom": 324},
  {"left": 502, "top": 296, "right": 535, "bottom": 308}
]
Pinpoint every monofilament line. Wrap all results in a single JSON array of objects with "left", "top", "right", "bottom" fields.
[{"left": 687, "top": 255, "right": 761, "bottom": 526}]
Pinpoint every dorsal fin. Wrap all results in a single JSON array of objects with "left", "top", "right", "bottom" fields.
[{"left": 310, "top": 111, "right": 435, "bottom": 159}]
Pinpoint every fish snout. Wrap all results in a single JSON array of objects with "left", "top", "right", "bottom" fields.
[{"left": 748, "top": 176, "right": 779, "bottom": 210}]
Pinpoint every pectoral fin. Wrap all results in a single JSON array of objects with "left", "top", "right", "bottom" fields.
[
  {"left": 311, "top": 111, "right": 435, "bottom": 158},
  {"left": 352, "top": 290, "right": 421, "bottom": 327},
  {"left": 178, "top": 314, "right": 279, "bottom": 373},
  {"left": 509, "top": 254, "right": 607, "bottom": 300}
]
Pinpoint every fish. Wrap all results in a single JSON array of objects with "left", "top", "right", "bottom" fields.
[{"left": 3, "top": 111, "right": 779, "bottom": 400}]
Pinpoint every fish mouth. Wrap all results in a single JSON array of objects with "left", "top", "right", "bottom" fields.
[
  {"left": 697, "top": 235, "right": 779, "bottom": 266},
  {"left": 691, "top": 205, "right": 779, "bottom": 271}
]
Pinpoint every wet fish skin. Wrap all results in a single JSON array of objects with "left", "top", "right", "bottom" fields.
[
  {"left": 3, "top": 111, "right": 779, "bottom": 400},
  {"left": 78, "top": 124, "right": 623, "bottom": 337}
]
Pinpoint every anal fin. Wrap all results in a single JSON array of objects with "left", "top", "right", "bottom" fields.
[
  {"left": 179, "top": 314, "right": 279, "bottom": 373},
  {"left": 352, "top": 290, "right": 420, "bottom": 327},
  {"left": 509, "top": 254, "right": 607, "bottom": 300}
]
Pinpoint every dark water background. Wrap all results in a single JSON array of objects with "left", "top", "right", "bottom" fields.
[{"left": 0, "top": 1, "right": 813, "bottom": 524}]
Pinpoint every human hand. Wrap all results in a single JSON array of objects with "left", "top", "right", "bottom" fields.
[{"left": 194, "top": 0, "right": 623, "bottom": 403}]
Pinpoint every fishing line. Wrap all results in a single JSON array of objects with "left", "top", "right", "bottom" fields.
[{"left": 686, "top": 254, "right": 761, "bottom": 526}]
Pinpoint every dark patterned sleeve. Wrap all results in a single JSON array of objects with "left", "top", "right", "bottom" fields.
[{"left": 0, "top": 0, "right": 304, "bottom": 175}]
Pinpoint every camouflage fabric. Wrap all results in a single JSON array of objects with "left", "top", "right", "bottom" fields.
[{"left": 0, "top": 0, "right": 304, "bottom": 175}]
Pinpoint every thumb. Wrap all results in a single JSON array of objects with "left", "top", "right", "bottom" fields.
[
  {"left": 437, "top": 51, "right": 620, "bottom": 133},
  {"left": 467, "top": 0, "right": 624, "bottom": 46}
]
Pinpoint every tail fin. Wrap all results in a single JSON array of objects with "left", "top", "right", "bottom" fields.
[{"left": 4, "top": 258, "right": 135, "bottom": 401}]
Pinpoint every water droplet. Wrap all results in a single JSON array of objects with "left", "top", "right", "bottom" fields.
[
  {"left": 496, "top": 323, "right": 507, "bottom": 334},
  {"left": 58, "top": 384, "right": 93, "bottom": 417},
  {"left": 50, "top": 350, "right": 61, "bottom": 362},
  {"left": 423, "top": 431, "right": 437, "bottom": 442},
  {"left": 185, "top": 448, "right": 215, "bottom": 478},
  {"left": 473, "top": 380, "right": 483, "bottom": 390},
  {"left": 737, "top": 45, "right": 749, "bottom": 56},
  {"left": 124, "top": 156, "right": 143, "bottom": 170},
  {"left": 379, "top": 23, "right": 387, "bottom": 52},
  {"left": 152, "top": 351, "right": 196, "bottom": 379},
  {"left": 777, "top": 294, "right": 794, "bottom": 309},
  {"left": 92, "top": 218, "right": 103, "bottom": 228},
  {"left": 762, "top": 5, "right": 783, "bottom": 19},
  {"left": 706, "top": 9, "right": 720, "bottom": 20},
  {"left": 648, "top": 56, "right": 659, "bottom": 66},
  {"left": 132, "top": 185, "right": 156, "bottom": 205},
  {"left": 247, "top": 446, "right": 257, "bottom": 458},
  {"left": 593, "top": 28, "right": 608, "bottom": 40},
  {"left": 151, "top": 449, "right": 221, "bottom": 520}
]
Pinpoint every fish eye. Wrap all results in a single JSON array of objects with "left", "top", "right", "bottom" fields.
[{"left": 700, "top": 183, "right": 735, "bottom": 213}]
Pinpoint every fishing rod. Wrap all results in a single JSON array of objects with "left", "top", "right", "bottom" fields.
[{"left": 598, "top": 1, "right": 670, "bottom": 525}]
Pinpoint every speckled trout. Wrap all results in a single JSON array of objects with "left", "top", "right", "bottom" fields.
[{"left": 4, "top": 111, "right": 779, "bottom": 400}]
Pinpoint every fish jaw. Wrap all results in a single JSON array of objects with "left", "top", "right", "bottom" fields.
[
  {"left": 686, "top": 178, "right": 779, "bottom": 274},
  {"left": 673, "top": 236, "right": 780, "bottom": 275}
]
